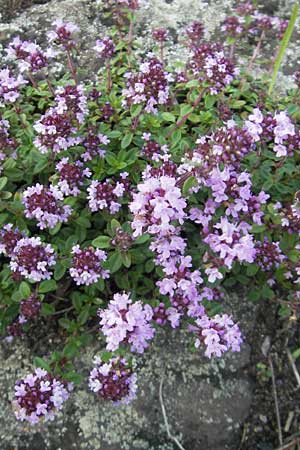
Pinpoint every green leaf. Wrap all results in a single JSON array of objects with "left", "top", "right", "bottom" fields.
[
  {"left": 246, "top": 264, "right": 259, "bottom": 276},
  {"left": 161, "top": 112, "right": 176, "bottom": 122},
  {"left": 134, "top": 234, "right": 150, "bottom": 245},
  {"left": 130, "top": 103, "right": 143, "bottom": 118},
  {"left": 63, "top": 341, "right": 79, "bottom": 359},
  {"left": 64, "top": 372, "right": 84, "bottom": 383},
  {"left": 41, "top": 303, "right": 56, "bottom": 316},
  {"left": 121, "top": 252, "right": 131, "bottom": 268},
  {"left": 54, "top": 263, "right": 66, "bottom": 281},
  {"left": 180, "top": 104, "right": 193, "bottom": 117},
  {"left": 19, "top": 281, "right": 31, "bottom": 298},
  {"left": 121, "top": 132, "right": 133, "bottom": 149},
  {"left": 107, "top": 251, "right": 123, "bottom": 273},
  {"left": 204, "top": 95, "right": 216, "bottom": 109},
  {"left": 78, "top": 306, "right": 90, "bottom": 325},
  {"left": 92, "top": 235, "right": 111, "bottom": 249},
  {"left": 182, "top": 176, "right": 198, "bottom": 196},
  {"left": 111, "top": 218, "right": 121, "bottom": 234},
  {"left": 185, "top": 80, "right": 200, "bottom": 88},
  {"left": 34, "top": 357, "right": 51, "bottom": 372},
  {"left": 268, "top": 2, "right": 299, "bottom": 94},
  {"left": 39, "top": 279, "right": 57, "bottom": 293},
  {"left": 0, "top": 177, "right": 8, "bottom": 191}
]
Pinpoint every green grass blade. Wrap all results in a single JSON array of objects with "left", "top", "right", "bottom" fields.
[{"left": 268, "top": 2, "right": 299, "bottom": 95}]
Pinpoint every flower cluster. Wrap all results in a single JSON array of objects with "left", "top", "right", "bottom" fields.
[
  {"left": 190, "top": 43, "right": 239, "bottom": 94},
  {"left": 87, "top": 174, "right": 129, "bottom": 214},
  {"left": 89, "top": 356, "right": 137, "bottom": 405},
  {"left": 99, "top": 292, "right": 155, "bottom": 353},
  {"left": 190, "top": 314, "right": 243, "bottom": 358},
  {"left": 54, "top": 85, "right": 88, "bottom": 123},
  {"left": 129, "top": 175, "right": 186, "bottom": 236},
  {"left": 47, "top": 19, "right": 79, "bottom": 49},
  {"left": 13, "top": 368, "right": 72, "bottom": 424},
  {"left": 221, "top": 16, "right": 245, "bottom": 38},
  {"left": 94, "top": 38, "right": 116, "bottom": 59},
  {"left": 20, "top": 294, "right": 41, "bottom": 321},
  {"left": 33, "top": 108, "right": 80, "bottom": 154},
  {"left": 55, "top": 158, "right": 91, "bottom": 196},
  {"left": 22, "top": 183, "right": 72, "bottom": 229},
  {"left": 152, "top": 28, "right": 169, "bottom": 43},
  {"left": 0, "top": 224, "right": 24, "bottom": 256},
  {"left": 254, "top": 239, "right": 286, "bottom": 271},
  {"left": 122, "top": 55, "right": 173, "bottom": 113},
  {"left": 0, "top": 117, "right": 18, "bottom": 169},
  {"left": 6, "top": 37, "right": 54, "bottom": 73},
  {"left": 0, "top": 68, "right": 27, "bottom": 104},
  {"left": 81, "top": 131, "right": 109, "bottom": 161},
  {"left": 69, "top": 246, "right": 109, "bottom": 286},
  {"left": 10, "top": 237, "right": 56, "bottom": 282},
  {"left": 185, "top": 21, "right": 205, "bottom": 43}
]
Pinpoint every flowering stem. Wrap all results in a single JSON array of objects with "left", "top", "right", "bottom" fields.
[
  {"left": 28, "top": 71, "right": 38, "bottom": 89},
  {"left": 249, "top": 30, "right": 265, "bottom": 71},
  {"left": 229, "top": 42, "right": 235, "bottom": 61},
  {"left": 44, "top": 75, "right": 55, "bottom": 97},
  {"left": 66, "top": 48, "right": 78, "bottom": 84},
  {"left": 106, "top": 60, "right": 112, "bottom": 92}
]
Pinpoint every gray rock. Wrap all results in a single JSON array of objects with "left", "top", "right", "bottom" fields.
[{"left": 0, "top": 291, "right": 255, "bottom": 450}]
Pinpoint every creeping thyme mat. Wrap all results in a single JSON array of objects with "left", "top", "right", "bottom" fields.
[{"left": 0, "top": 0, "right": 299, "bottom": 442}]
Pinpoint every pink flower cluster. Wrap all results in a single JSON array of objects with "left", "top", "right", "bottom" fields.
[
  {"left": 255, "top": 238, "right": 286, "bottom": 271},
  {"left": 190, "top": 314, "right": 243, "bottom": 358},
  {"left": 98, "top": 292, "right": 155, "bottom": 353},
  {"left": 0, "top": 223, "right": 24, "bottom": 256},
  {"left": 122, "top": 55, "right": 173, "bottom": 113},
  {"left": 10, "top": 237, "right": 56, "bottom": 282},
  {"left": 13, "top": 368, "right": 72, "bottom": 424},
  {"left": 22, "top": 183, "right": 72, "bottom": 229},
  {"left": 89, "top": 356, "right": 137, "bottom": 405},
  {"left": 33, "top": 108, "right": 80, "bottom": 154},
  {"left": 129, "top": 175, "right": 187, "bottom": 236},
  {"left": 20, "top": 294, "right": 41, "bottom": 321},
  {"left": 87, "top": 174, "right": 129, "bottom": 214},
  {"left": 94, "top": 38, "right": 116, "bottom": 59},
  {"left": 55, "top": 157, "right": 91, "bottom": 196},
  {"left": 191, "top": 43, "right": 239, "bottom": 94},
  {"left": 81, "top": 131, "right": 109, "bottom": 161},
  {"left": 69, "top": 245, "right": 109, "bottom": 286},
  {"left": 54, "top": 85, "right": 88, "bottom": 123},
  {"left": 47, "top": 19, "right": 79, "bottom": 49},
  {"left": 0, "top": 68, "right": 27, "bottom": 104},
  {"left": 6, "top": 37, "right": 54, "bottom": 73}
]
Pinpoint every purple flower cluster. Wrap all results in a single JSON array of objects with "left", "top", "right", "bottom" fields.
[
  {"left": 81, "top": 131, "right": 109, "bottom": 161},
  {"left": 129, "top": 175, "right": 186, "bottom": 236},
  {"left": 186, "top": 21, "right": 205, "bottom": 43},
  {"left": 47, "top": 20, "right": 79, "bottom": 49},
  {"left": 221, "top": 16, "right": 245, "bottom": 38},
  {"left": 122, "top": 55, "right": 173, "bottom": 113},
  {"left": 89, "top": 356, "right": 137, "bottom": 405},
  {"left": 190, "top": 314, "right": 242, "bottom": 358},
  {"left": 0, "top": 68, "right": 27, "bottom": 104},
  {"left": 0, "top": 117, "right": 18, "bottom": 171},
  {"left": 10, "top": 237, "right": 56, "bottom": 282},
  {"left": 0, "top": 223, "right": 24, "bottom": 256},
  {"left": 22, "top": 183, "right": 72, "bottom": 229},
  {"left": 20, "top": 294, "right": 41, "bottom": 321},
  {"left": 94, "top": 38, "right": 116, "bottom": 59},
  {"left": 55, "top": 157, "right": 91, "bottom": 196},
  {"left": 245, "top": 108, "right": 298, "bottom": 158},
  {"left": 55, "top": 85, "right": 88, "bottom": 123},
  {"left": 33, "top": 108, "right": 80, "bottom": 154},
  {"left": 69, "top": 245, "right": 109, "bottom": 286},
  {"left": 6, "top": 37, "right": 54, "bottom": 73},
  {"left": 190, "top": 43, "right": 239, "bottom": 94},
  {"left": 141, "top": 133, "right": 169, "bottom": 162},
  {"left": 98, "top": 292, "right": 155, "bottom": 353},
  {"left": 152, "top": 28, "right": 169, "bottom": 43},
  {"left": 255, "top": 238, "right": 285, "bottom": 271},
  {"left": 203, "top": 218, "right": 256, "bottom": 269},
  {"left": 87, "top": 174, "right": 129, "bottom": 214},
  {"left": 13, "top": 368, "right": 72, "bottom": 424}
]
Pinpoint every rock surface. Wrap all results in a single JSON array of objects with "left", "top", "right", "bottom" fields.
[{"left": 0, "top": 291, "right": 255, "bottom": 450}]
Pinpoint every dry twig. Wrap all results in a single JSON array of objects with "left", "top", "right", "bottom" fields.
[
  {"left": 269, "top": 355, "right": 283, "bottom": 448},
  {"left": 287, "top": 349, "right": 300, "bottom": 389},
  {"left": 159, "top": 373, "right": 186, "bottom": 450}
]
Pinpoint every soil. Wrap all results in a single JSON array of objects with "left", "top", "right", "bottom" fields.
[{"left": 240, "top": 300, "right": 300, "bottom": 450}]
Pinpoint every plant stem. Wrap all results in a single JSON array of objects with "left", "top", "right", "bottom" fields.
[
  {"left": 66, "top": 49, "right": 78, "bottom": 84},
  {"left": 106, "top": 60, "right": 112, "bottom": 92},
  {"left": 249, "top": 30, "right": 265, "bottom": 71}
]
